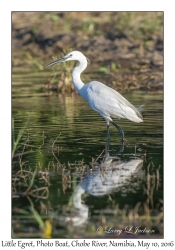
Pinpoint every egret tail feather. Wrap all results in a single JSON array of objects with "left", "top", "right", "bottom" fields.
[{"left": 137, "top": 104, "right": 144, "bottom": 114}]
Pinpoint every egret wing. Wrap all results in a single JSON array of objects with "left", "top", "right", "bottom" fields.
[{"left": 86, "top": 81, "right": 143, "bottom": 122}]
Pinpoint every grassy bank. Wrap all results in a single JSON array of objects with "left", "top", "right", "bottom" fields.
[{"left": 12, "top": 12, "right": 163, "bottom": 93}]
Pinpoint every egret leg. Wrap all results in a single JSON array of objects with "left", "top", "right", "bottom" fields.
[
  {"left": 111, "top": 121, "right": 124, "bottom": 153},
  {"left": 105, "top": 143, "right": 109, "bottom": 158},
  {"left": 105, "top": 124, "right": 110, "bottom": 157},
  {"left": 111, "top": 121, "right": 124, "bottom": 141},
  {"left": 107, "top": 124, "right": 110, "bottom": 143}
]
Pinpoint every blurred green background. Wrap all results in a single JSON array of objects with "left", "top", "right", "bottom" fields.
[{"left": 12, "top": 11, "right": 163, "bottom": 93}]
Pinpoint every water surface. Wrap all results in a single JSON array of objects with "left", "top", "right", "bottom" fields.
[{"left": 12, "top": 69, "right": 163, "bottom": 238}]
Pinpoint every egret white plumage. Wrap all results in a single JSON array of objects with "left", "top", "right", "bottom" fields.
[{"left": 46, "top": 51, "right": 143, "bottom": 152}]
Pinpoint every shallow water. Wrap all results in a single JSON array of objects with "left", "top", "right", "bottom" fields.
[{"left": 12, "top": 70, "right": 163, "bottom": 238}]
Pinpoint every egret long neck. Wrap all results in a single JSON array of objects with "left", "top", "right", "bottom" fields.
[{"left": 72, "top": 57, "right": 87, "bottom": 96}]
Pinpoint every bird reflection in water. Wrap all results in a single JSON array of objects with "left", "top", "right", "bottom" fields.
[{"left": 61, "top": 150, "right": 144, "bottom": 226}]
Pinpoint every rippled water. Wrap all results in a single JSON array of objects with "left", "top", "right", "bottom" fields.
[{"left": 12, "top": 70, "right": 163, "bottom": 238}]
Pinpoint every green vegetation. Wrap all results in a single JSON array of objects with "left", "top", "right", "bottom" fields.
[
  {"left": 41, "top": 12, "right": 163, "bottom": 40},
  {"left": 112, "top": 12, "right": 163, "bottom": 40}
]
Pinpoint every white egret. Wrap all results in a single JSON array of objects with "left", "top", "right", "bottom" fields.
[{"left": 46, "top": 51, "right": 143, "bottom": 152}]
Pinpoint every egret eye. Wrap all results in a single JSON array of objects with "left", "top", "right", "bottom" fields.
[{"left": 70, "top": 54, "right": 72, "bottom": 57}]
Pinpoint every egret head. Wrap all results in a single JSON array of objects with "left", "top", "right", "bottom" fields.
[{"left": 46, "top": 51, "right": 90, "bottom": 68}]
